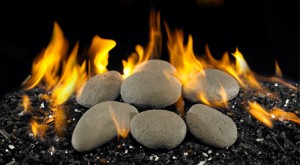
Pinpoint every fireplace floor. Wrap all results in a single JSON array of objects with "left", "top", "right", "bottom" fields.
[{"left": 0, "top": 82, "right": 299, "bottom": 164}]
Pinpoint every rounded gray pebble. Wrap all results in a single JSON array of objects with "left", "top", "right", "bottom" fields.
[
  {"left": 133, "top": 59, "right": 177, "bottom": 74},
  {"left": 72, "top": 101, "right": 138, "bottom": 152},
  {"left": 121, "top": 71, "right": 181, "bottom": 108},
  {"left": 76, "top": 71, "right": 123, "bottom": 108},
  {"left": 186, "top": 104, "right": 237, "bottom": 148},
  {"left": 130, "top": 110, "right": 186, "bottom": 150},
  {"left": 183, "top": 68, "right": 240, "bottom": 103}
]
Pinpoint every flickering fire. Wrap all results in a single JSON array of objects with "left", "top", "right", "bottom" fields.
[
  {"left": 22, "top": 95, "right": 32, "bottom": 112},
  {"left": 247, "top": 102, "right": 300, "bottom": 128},
  {"left": 23, "top": 11, "right": 299, "bottom": 139},
  {"left": 122, "top": 11, "right": 161, "bottom": 78},
  {"left": 31, "top": 120, "right": 48, "bottom": 139},
  {"left": 109, "top": 108, "right": 130, "bottom": 139}
]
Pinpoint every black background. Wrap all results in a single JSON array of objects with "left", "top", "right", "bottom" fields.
[{"left": 0, "top": 0, "right": 298, "bottom": 97}]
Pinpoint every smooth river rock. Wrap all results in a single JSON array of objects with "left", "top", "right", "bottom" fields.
[
  {"left": 133, "top": 59, "right": 177, "bottom": 74},
  {"left": 76, "top": 71, "right": 123, "bottom": 108},
  {"left": 183, "top": 69, "right": 240, "bottom": 103},
  {"left": 186, "top": 104, "right": 237, "bottom": 148},
  {"left": 72, "top": 101, "right": 138, "bottom": 152},
  {"left": 130, "top": 110, "right": 186, "bottom": 150},
  {"left": 121, "top": 71, "right": 181, "bottom": 108}
]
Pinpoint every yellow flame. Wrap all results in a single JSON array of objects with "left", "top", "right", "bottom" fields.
[
  {"left": 109, "top": 108, "right": 130, "bottom": 139},
  {"left": 23, "top": 22, "right": 68, "bottom": 90},
  {"left": 51, "top": 43, "right": 82, "bottom": 106},
  {"left": 31, "top": 120, "right": 49, "bottom": 139},
  {"left": 88, "top": 35, "right": 116, "bottom": 75},
  {"left": 22, "top": 95, "right": 31, "bottom": 112},
  {"left": 166, "top": 26, "right": 204, "bottom": 85},
  {"left": 247, "top": 102, "right": 300, "bottom": 128},
  {"left": 122, "top": 11, "right": 162, "bottom": 78}
]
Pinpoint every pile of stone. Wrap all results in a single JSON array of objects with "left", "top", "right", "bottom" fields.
[{"left": 72, "top": 59, "right": 240, "bottom": 152}]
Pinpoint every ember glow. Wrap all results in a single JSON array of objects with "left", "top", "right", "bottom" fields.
[{"left": 22, "top": 11, "right": 299, "bottom": 139}]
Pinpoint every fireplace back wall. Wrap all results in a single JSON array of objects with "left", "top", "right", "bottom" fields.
[{"left": 0, "top": 0, "right": 298, "bottom": 97}]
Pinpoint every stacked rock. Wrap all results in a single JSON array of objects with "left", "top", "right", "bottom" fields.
[{"left": 72, "top": 59, "right": 240, "bottom": 152}]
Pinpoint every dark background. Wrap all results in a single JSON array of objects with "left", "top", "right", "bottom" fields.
[{"left": 0, "top": 0, "right": 298, "bottom": 98}]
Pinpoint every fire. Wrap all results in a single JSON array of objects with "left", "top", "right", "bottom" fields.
[
  {"left": 109, "top": 108, "right": 130, "bottom": 139},
  {"left": 53, "top": 107, "right": 68, "bottom": 136},
  {"left": 247, "top": 101, "right": 300, "bottom": 128},
  {"left": 31, "top": 120, "right": 49, "bottom": 139},
  {"left": 88, "top": 35, "right": 116, "bottom": 75},
  {"left": 122, "top": 11, "right": 162, "bottom": 78},
  {"left": 166, "top": 27, "right": 204, "bottom": 85},
  {"left": 23, "top": 22, "right": 68, "bottom": 90},
  {"left": 22, "top": 95, "right": 32, "bottom": 112}
]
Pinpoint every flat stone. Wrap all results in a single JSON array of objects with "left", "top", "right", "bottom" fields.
[
  {"left": 76, "top": 71, "right": 123, "bottom": 108},
  {"left": 183, "top": 69, "right": 240, "bottom": 103},
  {"left": 130, "top": 110, "right": 186, "bottom": 150},
  {"left": 72, "top": 101, "right": 138, "bottom": 152},
  {"left": 121, "top": 71, "right": 181, "bottom": 108},
  {"left": 133, "top": 59, "right": 177, "bottom": 74},
  {"left": 186, "top": 104, "right": 237, "bottom": 148}
]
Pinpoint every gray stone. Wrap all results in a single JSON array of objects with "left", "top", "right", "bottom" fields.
[
  {"left": 76, "top": 71, "right": 123, "bottom": 108},
  {"left": 130, "top": 110, "right": 186, "bottom": 150},
  {"left": 121, "top": 71, "right": 181, "bottom": 108},
  {"left": 72, "top": 101, "right": 138, "bottom": 152},
  {"left": 183, "top": 69, "right": 240, "bottom": 103},
  {"left": 186, "top": 104, "right": 237, "bottom": 148},
  {"left": 133, "top": 59, "right": 177, "bottom": 74}
]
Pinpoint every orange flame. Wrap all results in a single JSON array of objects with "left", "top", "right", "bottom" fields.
[
  {"left": 166, "top": 26, "right": 204, "bottom": 85},
  {"left": 122, "top": 11, "right": 162, "bottom": 78},
  {"left": 31, "top": 120, "right": 49, "bottom": 139},
  {"left": 247, "top": 101, "right": 300, "bottom": 128},
  {"left": 88, "top": 35, "right": 116, "bottom": 75},
  {"left": 23, "top": 22, "right": 68, "bottom": 90},
  {"left": 109, "top": 108, "right": 130, "bottom": 139},
  {"left": 22, "top": 95, "right": 32, "bottom": 112},
  {"left": 53, "top": 107, "right": 67, "bottom": 136},
  {"left": 275, "top": 60, "right": 282, "bottom": 78}
]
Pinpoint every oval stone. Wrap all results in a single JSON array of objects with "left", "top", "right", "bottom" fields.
[
  {"left": 121, "top": 71, "right": 182, "bottom": 108},
  {"left": 186, "top": 104, "right": 237, "bottom": 148},
  {"left": 76, "top": 71, "right": 123, "bottom": 108},
  {"left": 130, "top": 110, "right": 186, "bottom": 150},
  {"left": 183, "top": 69, "right": 240, "bottom": 103},
  {"left": 133, "top": 59, "right": 177, "bottom": 74},
  {"left": 72, "top": 101, "right": 138, "bottom": 152}
]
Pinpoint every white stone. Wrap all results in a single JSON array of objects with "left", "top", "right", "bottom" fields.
[
  {"left": 133, "top": 59, "right": 177, "bottom": 74},
  {"left": 121, "top": 71, "right": 181, "bottom": 108},
  {"left": 130, "top": 110, "right": 186, "bottom": 150},
  {"left": 186, "top": 104, "right": 237, "bottom": 148},
  {"left": 72, "top": 101, "right": 138, "bottom": 152},
  {"left": 76, "top": 71, "right": 123, "bottom": 108}
]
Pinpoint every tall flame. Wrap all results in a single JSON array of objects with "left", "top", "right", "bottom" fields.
[
  {"left": 23, "top": 22, "right": 68, "bottom": 90},
  {"left": 122, "top": 11, "right": 162, "bottom": 78},
  {"left": 166, "top": 26, "right": 204, "bottom": 85},
  {"left": 88, "top": 35, "right": 116, "bottom": 75}
]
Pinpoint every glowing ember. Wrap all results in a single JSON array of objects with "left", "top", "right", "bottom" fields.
[
  {"left": 109, "top": 107, "right": 130, "bottom": 139},
  {"left": 30, "top": 120, "right": 49, "bottom": 139},
  {"left": 247, "top": 102, "right": 300, "bottom": 128}
]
